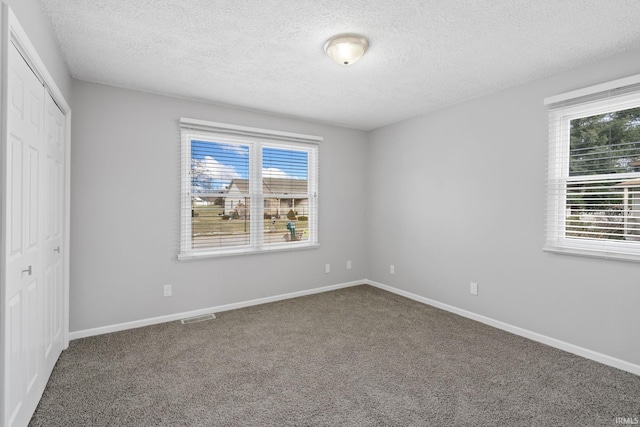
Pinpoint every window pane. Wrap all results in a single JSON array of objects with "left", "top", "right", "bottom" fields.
[
  {"left": 191, "top": 140, "right": 250, "bottom": 248},
  {"left": 263, "top": 197, "right": 310, "bottom": 244},
  {"left": 191, "top": 140, "right": 249, "bottom": 192},
  {"left": 566, "top": 106, "right": 640, "bottom": 242},
  {"left": 262, "top": 147, "right": 310, "bottom": 246},
  {"left": 569, "top": 106, "right": 640, "bottom": 176},
  {"left": 566, "top": 179, "right": 624, "bottom": 240},
  {"left": 262, "top": 147, "right": 308, "bottom": 195}
]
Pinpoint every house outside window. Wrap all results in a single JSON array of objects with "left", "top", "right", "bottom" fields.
[
  {"left": 179, "top": 118, "right": 321, "bottom": 259},
  {"left": 545, "top": 76, "right": 640, "bottom": 261}
]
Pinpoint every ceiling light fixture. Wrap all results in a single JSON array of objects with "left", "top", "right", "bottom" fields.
[{"left": 324, "top": 34, "right": 369, "bottom": 66}]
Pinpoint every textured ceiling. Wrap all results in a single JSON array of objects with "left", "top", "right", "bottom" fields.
[{"left": 40, "top": 0, "right": 640, "bottom": 130}]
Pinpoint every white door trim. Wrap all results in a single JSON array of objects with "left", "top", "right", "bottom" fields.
[{"left": 0, "top": 5, "right": 71, "bottom": 426}]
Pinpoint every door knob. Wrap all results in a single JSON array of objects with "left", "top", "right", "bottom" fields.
[
  {"left": 22, "top": 266, "right": 32, "bottom": 275},
  {"left": 53, "top": 246, "right": 60, "bottom": 253}
]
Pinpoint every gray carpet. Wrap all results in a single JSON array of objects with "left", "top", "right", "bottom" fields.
[{"left": 29, "top": 285, "right": 640, "bottom": 426}]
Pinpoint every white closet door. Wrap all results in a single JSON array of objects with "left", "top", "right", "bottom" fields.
[
  {"left": 42, "top": 92, "right": 65, "bottom": 376},
  {"left": 4, "top": 41, "right": 46, "bottom": 427}
]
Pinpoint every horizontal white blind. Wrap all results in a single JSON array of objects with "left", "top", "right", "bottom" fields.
[
  {"left": 179, "top": 118, "right": 321, "bottom": 259},
  {"left": 546, "top": 82, "right": 640, "bottom": 260},
  {"left": 262, "top": 145, "right": 314, "bottom": 243},
  {"left": 190, "top": 139, "right": 251, "bottom": 250}
]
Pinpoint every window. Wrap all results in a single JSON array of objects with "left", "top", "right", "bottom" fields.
[
  {"left": 545, "top": 75, "right": 640, "bottom": 261},
  {"left": 179, "top": 118, "right": 321, "bottom": 259}
]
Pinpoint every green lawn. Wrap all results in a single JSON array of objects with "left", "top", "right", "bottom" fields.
[{"left": 192, "top": 206, "right": 308, "bottom": 237}]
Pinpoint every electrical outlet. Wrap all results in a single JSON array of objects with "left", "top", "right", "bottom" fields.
[
  {"left": 325, "top": 264, "right": 331, "bottom": 274},
  {"left": 347, "top": 260, "right": 352, "bottom": 270},
  {"left": 164, "top": 284, "right": 172, "bottom": 297},
  {"left": 470, "top": 282, "right": 478, "bottom": 296},
  {"left": 390, "top": 265, "right": 395, "bottom": 275}
]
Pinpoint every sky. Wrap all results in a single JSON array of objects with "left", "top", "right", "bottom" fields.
[{"left": 191, "top": 140, "right": 308, "bottom": 191}]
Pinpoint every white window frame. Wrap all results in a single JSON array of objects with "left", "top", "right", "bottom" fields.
[
  {"left": 544, "top": 74, "right": 640, "bottom": 262},
  {"left": 179, "top": 118, "right": 321, "bottom": 260}
]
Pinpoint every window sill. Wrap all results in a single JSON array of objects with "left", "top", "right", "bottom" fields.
[
  {"left": 543, "top": 245, "right": 640, "bottom": 263},
  {"left": 178, "top": 242, "right": 320, "bottom": 261}
]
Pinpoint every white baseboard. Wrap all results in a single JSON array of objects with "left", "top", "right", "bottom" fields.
[
  {"left": 69, "top": 280, "right": 363, "bottom": 340},
  {"left": 365, "top": 279, "right": 640, "bottom": 377}
]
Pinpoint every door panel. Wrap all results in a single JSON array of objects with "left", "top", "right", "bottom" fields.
[
  {"left": 25, "top": 280, "right": 39, "bottom": 393},
  {"left": 26, "top": 147, "right": 38, "bottom": 250},
  {"left": 9, "top": 136, "right": 23, "bottom": 258},
  {"left": 8, "top": 294, "right": 22, "bottom": 424}
]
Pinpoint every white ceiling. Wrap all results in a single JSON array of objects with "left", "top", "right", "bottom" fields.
[{"left": 40, "top": 0, "right": 640, "bottom": 130}]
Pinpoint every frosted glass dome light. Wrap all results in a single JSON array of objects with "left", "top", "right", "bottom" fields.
[{"left": 324, "top": 34, "right": 369, "bottom": 66}]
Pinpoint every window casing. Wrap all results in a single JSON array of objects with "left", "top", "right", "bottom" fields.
[
  {"left": 179, "top": 118, "right": 321, "bottom": 259},
  {"left": 545, "top": 76, "right": 640, "bottom": 261}
]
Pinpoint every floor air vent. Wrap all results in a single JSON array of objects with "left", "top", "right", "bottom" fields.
[{"left": 181, "top": 313, "right": 216, "bottom": 324}]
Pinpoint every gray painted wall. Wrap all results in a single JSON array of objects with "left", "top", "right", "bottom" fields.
[
  {"left": 4, "top": 0, "right": 72, "bottom": 101},
  {"left": 366, "top": 47, "right": 640, "bottom": 366},
  {"left": 70, "top": 81, "right": 368, "bottom": 332}
]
